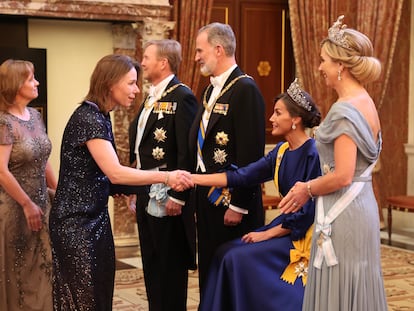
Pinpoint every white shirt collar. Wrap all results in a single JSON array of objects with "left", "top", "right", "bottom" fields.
[
  {"left": 210, "top": 64, "right": 237, "bottom": 89},
  {"left": 152, "top": 74, "right": 175, "bottom": 99}
]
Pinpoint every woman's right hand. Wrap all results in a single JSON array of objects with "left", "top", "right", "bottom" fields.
[
  {"left": 22, "top": 201, "right": 44, "bottom": 232},
  {"left": 167, "top": 170, "right": 194, "bottom": 191}
]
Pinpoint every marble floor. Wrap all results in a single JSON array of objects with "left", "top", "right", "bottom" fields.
[{"left": 115, "top": 244, "right": 141, "bottom": 270}]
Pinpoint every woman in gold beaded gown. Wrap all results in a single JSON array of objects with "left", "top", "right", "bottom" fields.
[{"left": 0, "top": 59, "right": 57, "bottom": 311}]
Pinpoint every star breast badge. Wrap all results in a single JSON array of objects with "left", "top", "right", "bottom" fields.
[
  {"left": 213, "top": 148, "right": 227, "bottom": 164},
  {"left": 215, "top": 131, "right": 229, "bottom": 146},
  {"left": 152, "top": 147, "right": 165, "bottom": 160},
  {"left": 153, "top": 127, "right": 167, "bottom": 142}
]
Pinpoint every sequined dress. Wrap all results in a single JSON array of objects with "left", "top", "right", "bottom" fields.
[
  {"left": 0, "top": 108, "right": 53, "bottom": 311},
  {"left": 50, "top": 102, "right": 115, "bottom": 311},
  {"left": 303, "top": 102, "right": 387, "bottom": 310}
]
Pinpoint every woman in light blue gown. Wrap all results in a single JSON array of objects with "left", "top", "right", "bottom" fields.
[{"left": 280, "top": 16, "right": 387, "bottom": 311}]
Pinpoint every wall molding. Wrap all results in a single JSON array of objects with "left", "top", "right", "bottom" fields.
[{"left": 0, "top": 0, "right": 171, "bottom": 21}]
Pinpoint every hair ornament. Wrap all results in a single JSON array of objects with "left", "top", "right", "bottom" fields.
[
  {"left": 328, "top": 15, "right": 350, "bottom": 49},
  {"left": 287, "top": 78, "right": 312, "bottom": 112}
]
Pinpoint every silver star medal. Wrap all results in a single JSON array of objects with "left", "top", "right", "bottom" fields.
[{"left": 213, "top": 148, "right": 227, "bottom": 164}]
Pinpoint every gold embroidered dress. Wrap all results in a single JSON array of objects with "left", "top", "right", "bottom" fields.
[{"left": 0, "top": 108, "right": 53, "bottom": 311}]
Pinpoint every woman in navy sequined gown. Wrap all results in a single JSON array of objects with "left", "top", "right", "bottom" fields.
[
  {"left": 192, "top": 80, "right": 321, "bottom": 311},
  {"left": 49, "top": 54, "right": 193, "bottom": 311}
]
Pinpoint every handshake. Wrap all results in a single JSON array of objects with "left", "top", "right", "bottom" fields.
[
  {"left": 166, "top": 170, "right": 194, "bottom": 192},
  {"left": 166, "top": 170, "right": 225, "bottom": 192}
]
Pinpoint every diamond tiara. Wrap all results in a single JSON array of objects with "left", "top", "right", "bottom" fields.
[
  {"left": 328, "top": 15, "right": 350, "bottom": 49},
  {"left": 286, "top": 78, "right": 312, "bottom": 112}
]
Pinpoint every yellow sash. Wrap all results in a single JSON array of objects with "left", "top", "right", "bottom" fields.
[
  {"left": 274, "top": 141, "right": 312, "bottom": 286},
  {"left": 280, "top": 225, "right": 313, "bottom": 286},
  {"left": 273, "top": 142, "right": 289, "bottom": 197}
]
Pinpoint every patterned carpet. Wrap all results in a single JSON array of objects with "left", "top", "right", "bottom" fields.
[{"left": 113, "top": 244, "right": 414, "bottom": 310}]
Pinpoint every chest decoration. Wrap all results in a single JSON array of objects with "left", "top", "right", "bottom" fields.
[
  {"left": 203, "top": 74, "right": 252, "bottom": 120},
  {"left": 215, "top": 131, "right": 229, "bottom": 146},
  {"left": 213, "top": 148, "right": 228, "bottom": 164},
  {"left": 152, "top": 147, "right": 165, "bottom": 160},
  {"left": 153, "top": 127, "right": 167, "bottom": 143},
  {"left": 153, "top": 102, "right": 177, "bottom": 114},
  {"left": 212, "top": 103, "right": 229, "bottom": 116}
]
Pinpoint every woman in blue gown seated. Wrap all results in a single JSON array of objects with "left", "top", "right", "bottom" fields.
[{"left": 192, "top": 79, "right": 322, "bottom": 311}]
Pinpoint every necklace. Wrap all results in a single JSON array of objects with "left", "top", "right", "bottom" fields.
[{"left": 203, "top": 74, "right": 251, "bottom": 119}]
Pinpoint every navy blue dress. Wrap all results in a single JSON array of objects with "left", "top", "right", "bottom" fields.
[
  {"left": 198, "top": 139, "right": 321, "bottom": 311},
  {"left": 50, "top": 102, "right": 115, "bottom": 311}
]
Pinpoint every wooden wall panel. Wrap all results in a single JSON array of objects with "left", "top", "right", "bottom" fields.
[{"left": 240, "top": 2, "right": 293, "bottom": 143}]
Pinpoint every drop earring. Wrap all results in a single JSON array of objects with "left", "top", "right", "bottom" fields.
[
  {"left": 337, "top": 70, "right": 342, "bottom": 81},
  {"left": 292, "top": 123, "right": 296, "bottom": 130}
]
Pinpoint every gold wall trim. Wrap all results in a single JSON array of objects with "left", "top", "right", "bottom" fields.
[{"left": 215, "top": 6, "right": 229, "bottom": 24}]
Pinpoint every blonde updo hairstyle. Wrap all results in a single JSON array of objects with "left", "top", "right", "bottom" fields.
[{"left": 321, "top": 28, "right": 381, "bottom": 84}]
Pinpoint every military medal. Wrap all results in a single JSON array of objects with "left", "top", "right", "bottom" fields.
[
  {"left": 213, "top": 103, "right": 229, "bottom": 116},
  {"left": 203, "top": 74, "right": 252, "bottom": 120},
  {"left": 294, "top": 261, "right": 308, "bottom": 279},
  {"left": 213, "top": 148, "right": 227, "bottom": 164},
  {"left": 215, "top": 131, "right": 229, "bottom": 146},
  {"left": 153, "top": 127, "right": 167, "bottom": 142},
  {"left": 152, "top": 147, "right": 165, "bottom": 160},
  {"left": 153, "top": 102, "right": 177, "bottom": 114}
]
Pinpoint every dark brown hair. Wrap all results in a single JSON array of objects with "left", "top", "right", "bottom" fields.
[{"left": 274, "top": 91, "right": 321, "bottom": 128}]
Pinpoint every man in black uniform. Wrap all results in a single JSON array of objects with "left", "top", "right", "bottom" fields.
[
  {"left": 190, "top": 22, "right": 266, "bottom": 293},
  {"left": 128, "top": 39, "right": 197, "bottom": 311}
]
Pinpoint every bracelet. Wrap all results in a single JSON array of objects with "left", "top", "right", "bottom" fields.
[
  {"left": 164, "top": 172, "right": 170, "bottom": 185},
  {"left": 307, "top": 181, "right": 315, "bottom": 200}
]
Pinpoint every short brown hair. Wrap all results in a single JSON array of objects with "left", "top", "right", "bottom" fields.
[
  {"left": 144, "top": 39, "right": 182, "bottom": 74},
  {"left": 0, "top": 59, "right": 34, "bottom": 111}
]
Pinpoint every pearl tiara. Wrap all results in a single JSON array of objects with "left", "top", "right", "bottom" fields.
[
  {"left": 287, "top": 78, "right": 312, "bottom": 112},
  {"left": 328, "top": 15, "right": 351, "bottom": 49}
]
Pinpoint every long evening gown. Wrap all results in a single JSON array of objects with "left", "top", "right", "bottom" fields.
[
  {"left": 303, "top": 102, "right": 387, "bottom": 310},
  {"left": 50, "top": 101, "right": 115, "bottom": 311},
  {"left": 199, "top": 139, "right": 321, "bottom": 311},
  {"left": 0, "top": 108, "right": 53, "bottom": 311}
]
